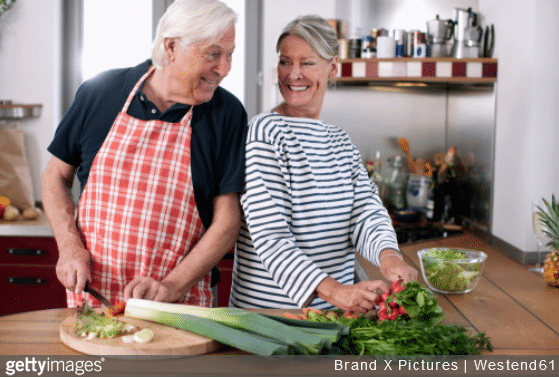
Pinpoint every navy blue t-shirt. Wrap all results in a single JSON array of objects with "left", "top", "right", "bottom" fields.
[{"left": 48, "top": 60, "right": 248, "bottom": 230}]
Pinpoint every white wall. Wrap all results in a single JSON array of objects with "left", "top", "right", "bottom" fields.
[
  {"left": 262, "top": 0, "right": 337, "bottom": 112},
  {"left": 0, "top": 0, "right": 62, "bottom": 203},
  {"left": 479, "top": 0, "right": 559, "bottom": 253}
]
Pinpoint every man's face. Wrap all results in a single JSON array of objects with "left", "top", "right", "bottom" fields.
[{"left": 168, "top": 25, "right": 235, "bottom": 105}]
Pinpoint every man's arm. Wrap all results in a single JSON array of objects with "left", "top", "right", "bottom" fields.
[{"left": 41, "top": 156, "right": 91, "bottom": 293}]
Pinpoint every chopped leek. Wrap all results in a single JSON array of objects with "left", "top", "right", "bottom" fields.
[{"left": 125, "top": 299, "right": 335, "bottom": 355}]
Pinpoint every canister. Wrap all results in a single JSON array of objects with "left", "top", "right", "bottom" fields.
[
  {"left": 338, "top": 39, "right": 349, "bottom": 59},
  {"left": 392, "top": 29, "right": 407, "bottom": 57},
  {"left": 413, "top": 31, "right": 428, "bottom": 58},
  {"left": 406, "top": 175, "right": 432, "bottom": 210},
  {"left": 348, "top": 38, "right": 361, "bottom": 59},
  {"left": 405, "top": 30, "right": 416, "bottom": 57}
]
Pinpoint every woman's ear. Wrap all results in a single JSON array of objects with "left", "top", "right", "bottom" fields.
[{"left": 328, "top": 55, "right": 339, "bottom": 80}]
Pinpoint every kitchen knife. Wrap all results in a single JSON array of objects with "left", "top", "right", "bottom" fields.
[{"left": 84, "top": 281, "right": 115, "bottom": 311}]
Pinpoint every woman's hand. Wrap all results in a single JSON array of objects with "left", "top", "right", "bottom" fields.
[
  {"left": 379, "top": 250, "right": 418, "bottom": 284},
  {"left": 123, "top": 276, "right": 182, "bottom": 303},
  {"left": 315, "top": 277, "right": 390, "bottom": 313}
]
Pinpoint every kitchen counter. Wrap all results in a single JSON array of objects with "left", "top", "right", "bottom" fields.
[
  {"left": 1, "top": 232, "right": 558, "bottom": 357},
  {"left": 0, "top": 212, "right": 53, "bottom": 237}
]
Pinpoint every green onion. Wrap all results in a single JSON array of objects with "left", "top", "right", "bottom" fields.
[{"left": 125, "top": 299, "right": 333, "bottom": 355}]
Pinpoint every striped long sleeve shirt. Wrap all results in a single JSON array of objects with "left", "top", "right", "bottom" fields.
[{"left": 229, "top": 112, "right": 399, "bottom": 309}]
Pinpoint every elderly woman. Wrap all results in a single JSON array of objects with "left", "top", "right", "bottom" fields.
[
  {"left": 230, "top": 15, "right": 417, "bottom": 313},
  {"left": 42, "top": 0, "right": 247, "bottom": 308}
]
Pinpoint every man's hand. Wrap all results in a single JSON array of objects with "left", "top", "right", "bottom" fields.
[{"left": 55, "top": 244, "right": 91, "bottom": 293}]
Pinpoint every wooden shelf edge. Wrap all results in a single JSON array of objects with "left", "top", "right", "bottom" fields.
[
  {"left": 334, "top": 77, "right": 497, "bottom": 84},
  {"left": 339, "top": 57, "right": 498, "bottom": 64}
]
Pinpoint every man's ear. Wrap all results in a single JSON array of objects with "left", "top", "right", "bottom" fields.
[{"left": 164, "top": 37, "right": 178, "bottom": 62}]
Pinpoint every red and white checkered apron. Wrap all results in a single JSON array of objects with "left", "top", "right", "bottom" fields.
[{"left": 69, "top": 66, "right": 213, "bottom": 308}]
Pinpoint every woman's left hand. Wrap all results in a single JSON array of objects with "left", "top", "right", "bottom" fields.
[
  {"left": 379, "top": 253, "right": 418, "bottom": 284},
  {"left": 123, "top": 276, "right": 182, "bottom": 302}
]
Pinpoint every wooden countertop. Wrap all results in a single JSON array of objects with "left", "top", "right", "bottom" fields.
[{"left": 1, "top": 232, "right": 558, "bottom": 356}]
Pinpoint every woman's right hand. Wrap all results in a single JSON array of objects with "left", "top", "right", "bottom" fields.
[
  {"left": 315, "top": 277, "right": 390, "bottom": 313},
  {"left": 55, "top": 244, "right": 91, "bottom": 294}
]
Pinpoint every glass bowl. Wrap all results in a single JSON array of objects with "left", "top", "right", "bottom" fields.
[{"left": 417, "top": 248, "right": 487, "bottom": 294}]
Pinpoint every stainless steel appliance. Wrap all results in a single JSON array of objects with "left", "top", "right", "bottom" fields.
[
  {"left": 450, "top": 7, "right": 483, "bottom": 58},
  {"left": 426, "top": 15, "right": 454, "bottom": 57}
]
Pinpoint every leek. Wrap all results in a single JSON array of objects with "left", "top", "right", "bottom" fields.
[{"left": 125, "top": 299, "right": 334, "bottom": 355}]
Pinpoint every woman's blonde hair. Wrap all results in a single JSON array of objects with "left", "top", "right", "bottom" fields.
[
  {"left": 276, "top": 15, "right": 339, "bottom": 61},
  {"left": 151, "top": 0, "right": 238, "bottom": 69}
]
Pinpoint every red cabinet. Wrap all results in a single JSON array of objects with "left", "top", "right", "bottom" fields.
[
  {"left": 216, "top": 252, "right": 234, "bottom": 307},
  {"left": 0, "top": 236, "right": 67, "bottom": 316},
  {"left": 0, "top": 235, "right": 236, "bottom": 314}
]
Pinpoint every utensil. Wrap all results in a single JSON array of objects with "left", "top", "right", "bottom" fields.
[
  {"left": 84, "top": 281, "right": 115, "bottom": 311},
  {"left": 483, "top": 24, "right": 495, "bottom": 57},
  {"left": 424, "top": 162, "right": 433, "bottom": 177},
  {"left": 397, "top": 137, "right": 416, "bottom": 173},
  {"left": 414, "top": 158, "right": 426, "bottom": 176}
]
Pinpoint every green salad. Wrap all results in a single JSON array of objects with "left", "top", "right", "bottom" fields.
[{"left": 422, "top": 248, "right": 481, "bottom": 292}]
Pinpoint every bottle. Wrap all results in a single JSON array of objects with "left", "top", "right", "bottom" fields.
[
  {"left": 440, "top": 171, "right": 458, "bottom": 224},
  {"left": 387, "top": 155, "right": 407, "bottom": 211},
  {"left": 372, "top": 150, "right": 382, "bottom": 184},
  {"left": 426, "top": 169, "right": 441, "bottom": 222}
]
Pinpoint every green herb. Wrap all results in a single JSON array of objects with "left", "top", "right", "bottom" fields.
[
  {"left": 75, "top": 304, "right": 130, "bottom": 339},
  {"left": 422, "top": 248, "right": 481, "bottom": 292},
  {"left": 345, "top": 318, "right": 493, "bottom": 355},
  {"left": 391, "top": 281, "right": 444, "bottom": 324}
]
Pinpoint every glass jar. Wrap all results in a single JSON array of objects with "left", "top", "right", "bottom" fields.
[{"left": 384, "top": 155, "right": 408, "bottom": 211}]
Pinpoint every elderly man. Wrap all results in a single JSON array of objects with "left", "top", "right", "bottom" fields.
[{"left": 42, "top": 0, "right": 247, "bottom": 308}]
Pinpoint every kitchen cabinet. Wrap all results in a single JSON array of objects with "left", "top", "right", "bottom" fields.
[
  {"left": 336, "top": 57, "right": 497, "bottom": 84},
  {"left": 0, "top": 235, "right": 66, "bottom": 316},
  {"left": 216, "top": 252, "right": 234, "bottom": 307},
  {"left": 0, "top": 216, "right": 236, "bottom": 313}
]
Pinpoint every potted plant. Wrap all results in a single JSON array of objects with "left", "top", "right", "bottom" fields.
[
  {"left": 536, "top": 195, "right": 559, "bottom": 286},
  {"left": 0, "top": 0, "right": 16, "bottom": 19}
]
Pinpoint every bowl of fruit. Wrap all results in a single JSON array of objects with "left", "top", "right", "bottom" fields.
[{"left": 417, "top": 248, "right": 487, "bottom": 294}]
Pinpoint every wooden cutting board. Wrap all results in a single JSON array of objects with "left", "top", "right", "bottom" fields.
[{"left": 60, "top": 312, "right": 222, "bottom": 357}]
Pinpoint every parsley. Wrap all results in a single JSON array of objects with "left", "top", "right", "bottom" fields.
[{"left": 342, "top": 318, "right": 493, "bottom": 355}]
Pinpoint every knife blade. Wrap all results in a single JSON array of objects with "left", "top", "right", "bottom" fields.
[{"left": 84, "top": 281, "right": 115, "bottom": 311}]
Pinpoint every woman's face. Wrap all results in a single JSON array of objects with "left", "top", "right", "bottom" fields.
[{"left": 277, "top": 34, "right": 337, "bottom": 117}]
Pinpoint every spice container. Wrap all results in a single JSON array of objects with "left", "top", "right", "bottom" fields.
[{"left": 348, "top": 39, "right": 361, "bottom": 58}]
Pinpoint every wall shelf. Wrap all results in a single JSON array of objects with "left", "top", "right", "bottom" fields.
[
  {"left": 0, "top": 103, "right": 43, "bottom": 120},
  {"left": 335, "top": 58, "right": 497, "bottom": 84}
]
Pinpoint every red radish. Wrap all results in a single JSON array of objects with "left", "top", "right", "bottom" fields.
[
  {"left": 391, "top": 279, "right": 405, "bottom": 293},
  {"left": 378, "top": 308, "right": 388, "bottom": 320},
  {"left": 386, "top": 309, "right": 399, "bottom": 320},
  {"left": 380, "top": 292, "right": 391, "bottom": 301},
  {"left": 378, "top": 301, "right": 387, "bottom": 312}
]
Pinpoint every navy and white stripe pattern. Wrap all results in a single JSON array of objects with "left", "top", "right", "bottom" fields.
[{"left": 230, "top": 112, "right": 399, "bottom": 309}]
